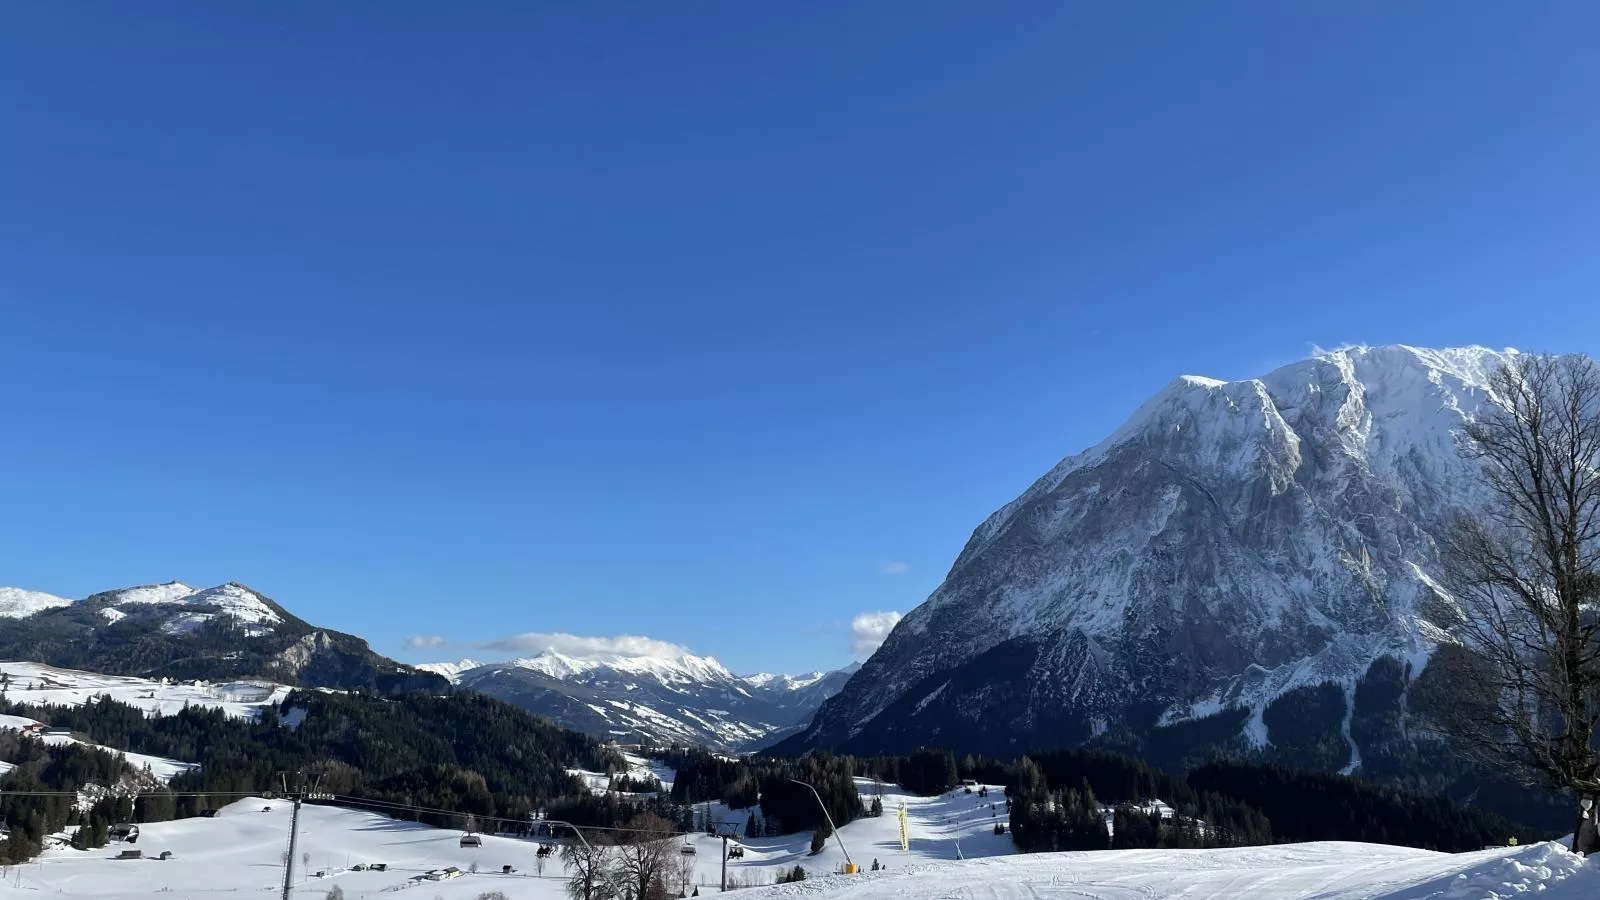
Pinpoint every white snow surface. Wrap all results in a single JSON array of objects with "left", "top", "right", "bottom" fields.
[
  {"left": 10, "top": 782, "right": 1598, "bottom": 900},
  {"left": 0, "top": 660, "right": 291, "bottom": 719},
  {"left": 0, "top": 586, "right": 72, "bottom": 617},
  {"left": 751, "top": 841, "right": 1598, "bottom": 900}
]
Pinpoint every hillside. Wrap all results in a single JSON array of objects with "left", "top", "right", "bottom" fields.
[{"left": 0, "top": 581, "right": 446, "bottom": 693}]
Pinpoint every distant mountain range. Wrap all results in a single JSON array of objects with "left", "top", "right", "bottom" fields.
[
  {"left": 420, "top": 652, "right": 859, "bottom": 751},
  {"left": 0, "top": 581, "right": 444, "bottom": 693},
  {"left": 0, "top": 578, "right": 857, "bottom": 752}
]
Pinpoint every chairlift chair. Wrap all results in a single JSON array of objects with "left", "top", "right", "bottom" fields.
[
  {"left": 680, "top": 837, "right": 696, "bottom": 855},
  {"left": 461, "top": 833, "right": 482, "bottom": 848}
]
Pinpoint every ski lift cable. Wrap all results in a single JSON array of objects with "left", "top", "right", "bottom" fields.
[{"left": 326, "top": 794, "right": 702, "bottom": 838}]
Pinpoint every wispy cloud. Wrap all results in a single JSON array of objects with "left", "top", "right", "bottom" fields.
[
  {"left": 878, "top": 561, "right": 910, "bottom": 576},
  {"left": 474, "top": 631, "right": 691, "bottom": 660},
  {"left": 404, "top": 635, "right": 447, "bottom": 649},
  {"left": 850, "top": 611, "right": 903, "bottom": 657}
]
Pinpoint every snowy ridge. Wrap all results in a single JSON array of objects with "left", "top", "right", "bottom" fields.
[
  {"left": 744, "top": 671, "right": 829, "bottom": 691},
  {"left": 435, "top": 646, "right": 860, "bottom": 750},
  {"left": 108, "top": 581, "right": 284, "bottom": 629},
  {"left": 110, "top": 582, "right": 198, "bottom": 606},
  {"left": 0, "top": 587, "right": 73, "bottom": 618},
  {"left": 415, "top": 658, "right": 483, "bottom": 682},
  {"left": 514, "top": 648, "right": 737, "bottom": 684}
]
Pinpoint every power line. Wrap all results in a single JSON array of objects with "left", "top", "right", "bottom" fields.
[
  {"left": 0, "top": 790, "right": 262, "bottom": 798},
  {"left": 326, "top": 794, "right": 701, "bottom": 837}
]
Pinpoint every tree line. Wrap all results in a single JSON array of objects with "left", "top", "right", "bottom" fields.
[
  {"left": 655, "top": 747, "right": 863, "bottom": 838},
  {"left": 0, "top": 686, "right": 624, "bottom": 861},
  {"left": 0, "top": 735, "right": 146, "bottom": 863},
  {"left": 998, "top": 748, "right": 1546, "bottom": 853}
]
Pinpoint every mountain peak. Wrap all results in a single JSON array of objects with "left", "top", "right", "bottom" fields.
[
  {"left": 783, "top": 344, "right": 1542, "bottom": 763},
  {"left": 0, "top": 587, "right": 74, "bottom": 619}
]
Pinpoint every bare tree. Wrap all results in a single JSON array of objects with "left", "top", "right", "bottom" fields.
[
  {"left": 563, "top": 838, "right": 618, "bottom": 900},
  {"left": 1436, "top": 353, "right": 1600, "bottom": 850},
  {"left": 614, "top": 813, "right": 676, "bottom": 900}
]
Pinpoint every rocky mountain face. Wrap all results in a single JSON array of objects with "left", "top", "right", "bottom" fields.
[
  {"left": 423, "top": 652, "right": 858, "bottom": 751},
  {"left": 776, "top": 346, "right": 1524, "bottom": 783},
  {"left": 0, "top": 581, "right": 446, "bottom": 693}
]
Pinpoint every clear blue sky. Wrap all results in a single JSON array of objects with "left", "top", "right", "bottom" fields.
[{"left": 2, "top": 3, "right": 1597, "bottom": 675}]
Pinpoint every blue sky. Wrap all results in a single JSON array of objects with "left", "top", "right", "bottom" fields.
[{"left": 2, "top": 3, "right": 1597, "bottom": 675}]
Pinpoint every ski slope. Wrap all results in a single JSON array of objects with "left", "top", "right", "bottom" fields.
[
  {"left": 0, "top": 661, "right": 291, "bottom": 718},
  {"left": 568, "top": 752, "right": 678, "bottom": 795},
  {"left": 717, "top": 779, "right": 1016, "bottom": 874},
  {"left": 751, "top": 842, "right": 1599, "bottom": 900},
  {"left": 9, "top": 780, "right": 1599, "bottom": 899},
  {"left": 12, "top": 797, "right": 571, "bottom": 899}
]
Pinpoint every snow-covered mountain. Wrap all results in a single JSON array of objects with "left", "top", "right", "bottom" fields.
[
  {"left": 427, "top": 649, "right": 858, "bottom": 750},
  {"left": 415, "top": 658, "right": 483, "bottom": 681},
  {"left": 0, "top": 581, "right": 444, "bottom": 693},
  {"left": 0, "top": 587, "right": 73, "bottom": 618},
  {"left": 777, "top": 346, "right": 1536, "bottom": 774}
]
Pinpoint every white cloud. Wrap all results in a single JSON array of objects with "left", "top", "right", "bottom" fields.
[
  {"left": 850, "top": 611, "right": 902, "bottom": 657},
  {"left": 878, "top": 561, "right": 911, "bottom": 576},
  {"left": 475, "top": 631, "right": 691, "bottom": 660},
  {"left": 404, "top": 635, "right": 447, "bottom": 649}
]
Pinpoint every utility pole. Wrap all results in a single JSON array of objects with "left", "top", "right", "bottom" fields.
[{"left": 279, "top": 771, "right": 324, "bottom": 900}]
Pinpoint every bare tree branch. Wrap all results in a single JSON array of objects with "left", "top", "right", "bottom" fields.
[{"left": 1436, "top": 353, "right": 1600, "bottom": 852}]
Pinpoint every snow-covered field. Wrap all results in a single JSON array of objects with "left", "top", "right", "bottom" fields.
[
  {"left": 10, "top": 797, "right": 566, "bottom": 899},
  {"left": 6, "top": 776, "right": 1597, "bottom": 899},
  {"left": 0, "top": 661, "right": 292, "bottom": 719},
  {"left": 0, "top": 661, "right": 292, "bottom": 783},
  {"left": 750, "top": 842, "right": 1600, "bottom": 900},
  {"left": 0, "top": 713, "right": 197, "bottom": 781}
]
